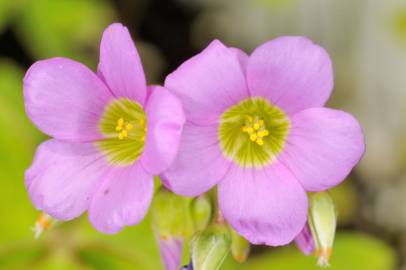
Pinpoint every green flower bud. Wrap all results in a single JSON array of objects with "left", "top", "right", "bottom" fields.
[
  {"left": 151, "top": 187, "right": 193, "bottom": 239},
  {"left": 230, "top": 228, "right": 250, "bottom": 263},
  {"left": 191, "top": 195, "right": 213, "bottom": 232},
  {"left": 191, "top": 223, "right": 231, "bottom": 270},
  {"left": 308, "top": 192, "right": 337, "bottom": 267}
]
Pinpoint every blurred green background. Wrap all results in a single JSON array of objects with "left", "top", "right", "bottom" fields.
[{"left": 0, "top": 0, "right": 404, "bottom": 269}]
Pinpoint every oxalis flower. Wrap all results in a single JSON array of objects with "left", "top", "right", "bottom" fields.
[
  {"left": 23, "top": 23, "right": 185, "bottom": 233},
  {"left": 162, "top": 37, "right": 365, "bottom": 245}
]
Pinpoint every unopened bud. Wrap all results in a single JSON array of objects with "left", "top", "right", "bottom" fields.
[
  {"left": 191, "top": 195, "right": 212, "bottom": 232},
  {"left": 151, "top": 187, "right": 193, "bottom": 238},
  {"left": 157, "top": 236, "right": 183, "bottom": 270},
  {"left": 151, "top": 188, "right": 193, "bottom": 270},
  {"left": 191, "top": 223, "right": 231, "bottom": 270},
  {"left": 294, "top": 223, "right": 314, "bottom": 256},
  {"left": 32, "top": 212, "right": 57, "bottom": 239},
  {"left": 308, "top": 192, "right": 337, "bottom": 267},
  {"left": 230, "top": 228, "right": 250, "bottom": 263}
]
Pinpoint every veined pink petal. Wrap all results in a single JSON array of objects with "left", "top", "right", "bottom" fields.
[
  {"left": 98, "top": 23, "right": 147, "bottom": 105},
  {"left": 141, "top": 86, "right": 185, "bottom": 175},
  {"left": 25, "top": 139, "right": 110, "bottom": 220},
  {"left": 162, "top": 122, "right": 231, "bottom": 197},
  {"left": 279, "top": 108, "right": 365, "bottom": 192},
  {"left": 165, "top": 40, "right": 249, "bottom": 125},
  {"left": 294, "top": 223, "right": 314, "bottom": 255},
  {"left": 88, "top": 163, "right": 154, "bottom": 234},
  {"left": 218, "top": 162, "right": 308, "bottom": 246},
  {"left": 24, "top": 58, "right": 112, "bottom": 142},
  {"left": 247, "top": 36, "right": 333, "bottom": 115}
]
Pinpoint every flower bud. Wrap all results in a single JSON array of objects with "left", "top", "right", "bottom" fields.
[
  {"left": 191, "top": 223, "right": 231, "bottom": 270},
  {"left": 151, "top": 187, "right": 193, "bottom": 239},
  {"left": 230, "top": 228, "right": 250, "bottom": 263},
  {"left": 151, "top": 187, "right": 193, "bottom": 270},
  {"left": 191, "top": 195, "right": 212, "bottom": 232},
  {"left": 157, "top": 236, "right": 183, "bottom": 270},
  {"left": 308, "top": 192, "right": 337, "bottom": 267},
  {"left": 294, "top": 223, "right": 314, "bottom": 256},
  {"left": 32, "top": 212, "right": 57, "bottom": 239}
]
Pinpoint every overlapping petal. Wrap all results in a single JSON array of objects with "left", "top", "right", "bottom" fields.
[
  {"left": 247, "top": 36, "right": 333, "bottom": 115},
  {"left": 141, "top": 86, "right": 185, "bottom": 175},
  {"left": 279, "top": 108, "right": 365, "bottom": 192},
  {"left": 88, "top": 164, "right": 154, "bottom": 234},
  {"left": 218, "top": 162, "right": 308, "bottom": 246},
  {"left": 98, "top": 23, "right": 147, "bottom": 105},
  {"left": 25, "top": 139, "right": 109, "bottom": 220},
  {"left": 162, "top": 122, "right": 231, "bottom": 197},
  {"left": 165, "top": 40, "right": 249, "bottom": 125},
  {"left": 24, "top": 58, "right": 112, "bottom": 141}
]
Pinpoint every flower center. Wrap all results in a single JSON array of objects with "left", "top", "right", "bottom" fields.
[
  {"left": 218, "top": 97, "right": 290, "bottom": 168},
  {"left": 96, "top": 98, "right": 147, "bottom": 166}
]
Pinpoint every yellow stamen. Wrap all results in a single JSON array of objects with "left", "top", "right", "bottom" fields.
[
  {"left": 256, "top": 139, "right": 264, "bottom": 145},
  {"left": 250, "top": 134, "right": 257, "bottom": 141},
  {"left": 126, "top": 123, "right": 134, "bottom": 130},
  {"left": 253, "top": 123, "right": 260, "bottom": 130},
  {"left": 257, "top": 129, "right": 269, "bottom": 137},
  {"left": 117, "top": 118, "right": 124, "bottom": 126}
]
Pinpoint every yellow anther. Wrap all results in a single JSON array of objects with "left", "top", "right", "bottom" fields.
[
  {"left": 250, "top": 134, "right": 257, "bottom": 141},
  {"left": 257, "top": 129, "right": 269, "bottom": 137},
  {"left": 117, "top": 118, "right": 124, "bottom": 126},
  {"left": 115, "top": 125, "right": 123, "bottom": 131},
  {"left": 259, "top": 120, "right": 264, "bottom": 126},
  {"left": 256, "top": 139, "right": 264, "bottom": 146},
  {"left": 126, "top": 123, "right": 134, "bottom": 130},
  {"left": 246, "top": 127, "right": 254, "bottom": 133},
  {"left": 253, "top": 123, "right": 260, "bottom": 130},
  {"left": 242, "top": 126, "right": 251, "bottom": 132}
]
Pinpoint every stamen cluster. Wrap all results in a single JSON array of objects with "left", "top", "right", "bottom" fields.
[{"left": 241, "top": 116, "right": 270, "bottom": 146}]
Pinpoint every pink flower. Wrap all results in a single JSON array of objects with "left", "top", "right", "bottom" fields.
[
  {"left": 162, "top": 38, "right": 365, "bottom": 246},
  {"left": 24, "top": 23, "right": 185, "bottom": 234}
]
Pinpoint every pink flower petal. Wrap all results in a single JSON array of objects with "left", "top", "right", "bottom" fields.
[
  {"left": 294, "top": 223, "right": 314, "bottom": 255},
  {"left": 157, "top": 236, "right": 183, "bottom": 270},
  {"left": 25, "top": 139, "right": 109, "bottom": 220},
  {"left": 98, "top": 23, "right": 147, "bottom": 105},
  {"left": 165, "top": 40, "right": 249, "bottom": 125},
  {"left": 229, "top": 47, "right": 249, "bottom": 74},
  {"left": 279, "top": 108, "right": 365, "bottom": 192},
  {"left": 88, "top": 163, "right": 153, "bottom": 234},
  {"left": 218, "top": 162, "right": 308, "bottom": 246},
  {"left": 247, "top": 36, "right": 333, "bottom": 115},
  {"left": 24, "top": 58, "right": 112, "bottom": 141},
  {"left": 141, "top": 86, "right": 185, "bottom": 175},
  {"left": 162, "top": 122, "right": 231, "bottom": 197}
]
